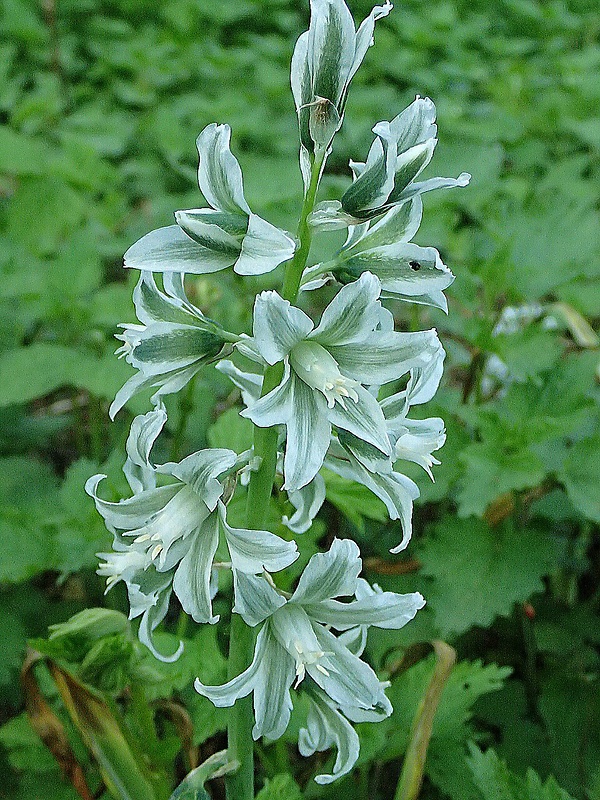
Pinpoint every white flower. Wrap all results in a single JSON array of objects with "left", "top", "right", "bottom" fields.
[
  {"left": 304, "top": 196, "right": 455, "bottom": 312},
  {"left": 110, "top": 272, "right": 229, "bottom": 418},
  {"left": 124, "top": 123, "right": 295, "bottom": 276},
  {"left": 310, "top": 97, "right": 470, "bottom": 228},
  {"left": 242, "top": 272, "right": 442, "bottom": 491},
  {"left": 88, "top": 420, "right": 298, "bottom": 658},
  {"left": 195, "top": 539, "right": 424, "bottom": 782},
  {"left": 292, "top": 0, "right": 393, "bottom": 159}
]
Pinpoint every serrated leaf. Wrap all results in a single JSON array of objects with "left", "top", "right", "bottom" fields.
[
  {"left": 417, "top": 517, "right": 558, "bottom": 636},
  {"left": 468, "top": 744, "right": 576, "bottom": 800},
  {"left": 382, "top": 658, "right": 510, "bottom": 799},
  {"left": 457, "top": 442, "right": 546, "bottom": 518},
  {"left": 558, "top": 433, "right": 600, "bottom": 522}
]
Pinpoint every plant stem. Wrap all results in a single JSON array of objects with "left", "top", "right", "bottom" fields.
[
  {"left": 224, "top": 151, "right": 326, "bottom": 800},
  {"left": 282, "top": 148, "right": 326, "bottom": 302}
]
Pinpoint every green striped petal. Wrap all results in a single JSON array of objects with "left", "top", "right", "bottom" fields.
[
  {"left": 223, "top": 507, "right": 299, "bottom": 574},
  {"left": 196, "top": 123, "right": 251, "bottom": 215},
  {"left": 291, "top": 538, "right": 361, "bottom": 605},
  {"left": 282, "top": 374, "right": 331, "bottom": 491},
  {"left": 235, "top": 214, "right": 296, "bottom": 276},
  {"left": 330, "top": 328, "right": 442, "bottom": 385},
  {"left": 233, "top": 572, "right": 287, "bottom": 627},
  {"left": 172, "top": 510, "right": 220, "bottom": 624},
  {"left": 252, "top": 291, "right": 314, "bottom": 364},
  {"left": 175, "top": 208, "right": 245, "bottom": 254},
  {"left": 124, "top": 225, "right": 237, "bottom": 274},
  {"left": 299, "top": 687, "right": 360, "bottom": 785},
  {"left": 128, "top": 323, "right": 225, "bottom": 376},
  {"left": 328, "top": 383, "right": 391, "bottom": 456},
  {"left": 304, "top": 588, "right": 425, "bottom": 630},
  {"left": 309, "top": 272, "right": 382, "bottom": 346}
]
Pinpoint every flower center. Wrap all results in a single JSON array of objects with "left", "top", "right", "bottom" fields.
[{"left": 290, "top": 340, "right": 359, "bottom": 410}]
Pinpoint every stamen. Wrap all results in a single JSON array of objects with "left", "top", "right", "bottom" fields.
[{"left": 151, "top": 544, "right": 163, "bottom": 560}]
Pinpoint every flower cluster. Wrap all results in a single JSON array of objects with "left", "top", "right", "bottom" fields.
[{"left": 89, "top": 0, "right": 468, "bottom": 786}]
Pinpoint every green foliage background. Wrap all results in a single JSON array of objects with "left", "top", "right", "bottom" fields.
[{"left": 0, "top": 0, "right": 598, "bottom": 798}]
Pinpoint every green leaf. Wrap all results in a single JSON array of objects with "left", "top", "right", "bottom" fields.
[
  {"left": 207, "top": 406, "right": 254, "bottom": 452},
  {"left": 457, "top": 441, "right": 546, "bottom": 518},
  {"left": 169, "top": 751, "right": 237, "bottom": 800},
  {"left": 0, "top": 343, "right": 133, "bottom": 406},
  {"left": 255, "top": 774, "right": 303, "bottom": 800},
  {"left": 558, "top": 433, "right": 600, "bottom": 522},
  {"left": 417, "top": 517, "right": 558, "bottom": 637},
  {"left": 322, "top": 469, "right": 388, "bottom": 530},
  {"left": 468, "top": 744, "right": 576, "bottom": 800}
]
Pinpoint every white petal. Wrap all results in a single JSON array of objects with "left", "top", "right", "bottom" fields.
[
  {"left": 124, "top": 225, "right": 237, "bottom": 274},
  {"left": 195, "top": 623, "right": 268, "bottom": 707},
  {"left": 282, "top": 375, "right": 331, "bottom": 491},
  {"left": 132, "top": 272, "right": 192, "bottom": 326},
  {"left": 252, "top": 291, "right": 313, "bottom": 364},
  {"left": 348, "top": 0, "right": 393, "bottom": 86},
  {"left": 85, "top": 474, "right": 181, "bottom": 532},
  {"left": 252, "top": 626, "right": 296, "bottom": 740},
  {"left": 393, "top": 171, "right": 471, "bottom": 205},
  {"left": 330, "top": 328, "right": 442, "bottom": 385},
  {"left": 328, "top": 383, "right": 391, "bottom": 456},
  {"left": 305, "top": 589, "right": 425, "bottom": 630},
  {"left": 241, "top": 367, "right": 294, "bottom": 428},
  {"left": 309, "top": 0, "right": 356, "bottom": 107},
  {"left": 196, "top": 123, "right": 251, "bottom": 215},
  {"left": 345, "top": 197, "right": 423, "bottom": 252},
  {"left": 387, "top": 96, "right": 437, "bottom": 152},
  {"left": 232, "top": 572, "right": 287, "bottom": 627},
  {"left": 235, "top": 214, "right": 296, "bottom": 276},
  {"left": 172, "top": 511, "right": 220, "bottom": 624},
  {"left": 128, "top": 322, "right": 224, "bottom": 377},
  {"left": 310, "top": 272, "right": 382, "bottom": 345},
  {"left": 160, "top": 448, "right": 237, "bottom": 509},
  {"left": 283, "top": 473, "right": 326, "bottom": 534},
  {"left": 216, "top": 360, "right": 263, "bottom": 405},
  {"left": 123, "top": 406, "right": 166, "bottom": 494},
  {"left": 223, "top": 511, "right": 299, "bottom": 574},
  {"left": 291, "top": 538, "right": 361, "bottom": 604},
  {"left": 299, "top": 688, "right": 360, "bottom": 785}
]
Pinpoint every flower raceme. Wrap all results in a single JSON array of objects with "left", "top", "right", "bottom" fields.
[
  {"left": 242, "top": 272, "right": 443, "bottom": 491},
  {"left": 85, "top": 0, "right": 471, "bottom": 787}
]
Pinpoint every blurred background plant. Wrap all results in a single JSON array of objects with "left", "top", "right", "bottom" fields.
[{"left": 0, "top": 1, "right": 598, "bottom": 798}]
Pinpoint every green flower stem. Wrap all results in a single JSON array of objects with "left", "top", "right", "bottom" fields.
[
  {"left": 225, "top": 151, "right": 326, "bottom": 800},
  {"left": 282, "top": 147, "right": 327, "bottom": 303}
]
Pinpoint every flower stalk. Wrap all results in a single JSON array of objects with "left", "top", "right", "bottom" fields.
[{"left": 84, "top": 0, "right": 470, "bottom": 795}]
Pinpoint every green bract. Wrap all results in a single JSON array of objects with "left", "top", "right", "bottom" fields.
[{"left": 124, "top": 123, "right": 296, "bottom": 276}]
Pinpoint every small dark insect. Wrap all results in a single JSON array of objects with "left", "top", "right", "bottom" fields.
[{"left": 409, "top": 260, "right": 421, "bottom": 271}]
